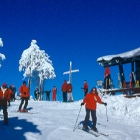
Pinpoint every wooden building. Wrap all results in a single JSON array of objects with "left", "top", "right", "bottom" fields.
[{"left": 97, "top": 47, "right": 140, "bottom": 97}]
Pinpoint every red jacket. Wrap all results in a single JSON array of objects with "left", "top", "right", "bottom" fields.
[
  {"left": 104, "top": 67, "right": 110, "bottom": 78},
  {"left": 83, "top": 92, "right": 102, "bottom": 110},
  {"left": 52, "top": 87, "right": 57, "bottom": 94},
  {"left": 84, "top": 83, "right": 88, "bottom": 92},
  {"left": 67, "top": 84, "right": 72, "bottom": 93},
  {"left": 19, "top": 85, "right": 30, "bottom": 98},
  {"left": 0, "top": 87, "right": 11, "bottom": 101},
  {"left": 61, "top": 81, "right": 67, "bottom": 92}
]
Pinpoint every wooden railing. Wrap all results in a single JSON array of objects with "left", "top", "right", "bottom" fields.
[{"left": 102, "top": 87, "right": 140, "bottom": 98}]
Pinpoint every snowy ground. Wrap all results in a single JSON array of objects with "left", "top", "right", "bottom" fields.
[{"left": 0, "top": 95, "right": 140, "bottom": 140}]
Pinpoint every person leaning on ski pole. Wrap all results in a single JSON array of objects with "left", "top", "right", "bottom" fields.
[{"left": 81, "top": 87, "right": 107, "bottom": 132}]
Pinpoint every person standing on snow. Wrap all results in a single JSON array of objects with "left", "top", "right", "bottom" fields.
[
  {"left": 81, "top": 80, "right": 88, "bottom": 96},
  {"left": 81, "top": 87, "right": 107, "bottom": 132},
  {"left": 67, "top": 82, "right": 73, "bottom": 102},
  {"left": 61, "top": 80, "right": 67, "bottom": 102},
  {"left": 7, "top": 85, "right": 13, "bottom": 106},
  {"left": 34, "top": 87, "right": 39, "bottom": 101},
  {"left": 0, "top": 83, "right": 11, "bottom": 125},
  {"left": 52, "top": 86, "right": 57, "bottom": 101},
  {"left": 18, "top": 81, "right": 30, "bottom": 112}
]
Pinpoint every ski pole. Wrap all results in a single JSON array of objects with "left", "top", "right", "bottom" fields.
[
  {"left": 105, "top": 106, "right": 108, "bottom": 122},
  {"left": 73, "top": 106, "right": 82, "bottom": 132}
]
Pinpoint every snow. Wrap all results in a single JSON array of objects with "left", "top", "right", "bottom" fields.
[
  {"left": 19, "top": 40, "right": 55, "bottom": 87},
  {"left": 0, "top": 95, "right": 140, "bottom": 140},
  {"left": 0, "top": 38, "right": 3, "bottom": 47},
  {"left": 97, "top": 47, "right": 140, "bottom": 62},
  {"left": 0, "top": 38, "right": 6, "bottom": 67}
]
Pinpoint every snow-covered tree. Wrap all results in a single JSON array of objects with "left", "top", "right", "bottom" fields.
[
  {"left": 19, "top": 40, "right": 56, "bottom": 97},
  {"left": 0, "top": 38, "right": 6, "bottom": 67}
]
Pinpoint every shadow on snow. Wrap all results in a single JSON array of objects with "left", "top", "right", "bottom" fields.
[{"left": 0, "top": 116, "right": 41, "bottom": 140}]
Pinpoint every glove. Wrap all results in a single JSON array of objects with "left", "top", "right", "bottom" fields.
[
  {"left": 102, "top": 102, "right": 107, "bottom": 106},
  {"left": 81, "top": 102, "right": 84, "bottom": 106},
  {"left": 24, "top": 92, "right": 26, "bottom": 95}
]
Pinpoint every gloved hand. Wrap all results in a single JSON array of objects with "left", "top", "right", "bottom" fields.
[
  {"left": 24, "top": 92, "right": 26, "bottom": 95},
  {"left": 81, "top": 102, "right": 84, "bottom": 106},
  {"left": 102, "top": 102, "right": 107, "bottom": 106}
]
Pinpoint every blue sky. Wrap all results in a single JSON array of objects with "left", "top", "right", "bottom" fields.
[{"left": 0, "top": 0, "right": 140, "bottom": 101}]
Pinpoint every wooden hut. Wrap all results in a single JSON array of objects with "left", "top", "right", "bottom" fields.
[{"left": 97, "top": 47, "right": 140, "bottom": 97}]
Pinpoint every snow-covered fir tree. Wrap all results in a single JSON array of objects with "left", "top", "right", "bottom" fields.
[
  {"left": 19, "top": 40, "right": 56, "bottom": 98},
  {"left": 0, "top": 38, "right": 6, "bottom": 67}
]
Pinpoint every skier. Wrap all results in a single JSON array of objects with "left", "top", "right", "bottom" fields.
[
  {"left": 81, "top": 80, "right": 88, "bottom": 96},
  {"left": 18, "top": 81, "right": 30, "bottom": 112},
  {"left": 34, "top": 87, "right": 39, "bottom": 101},
  {"left": 67, "top": 82, "right": 73, "bottom": 102},
  {"left": 7, "top": 85, "right": 13, "bottom": 106},
  {"left": 81, "top": 87, "right": 107, "bottom": 132},
  {"left": 52, "top": 86, "right": 57, "bottom": 101},
  {"left": 0, "top": 83, "right": 11, "bottom": 125},
  {"left": 61, "top": 80, "right": 67, "bottom": 102},
  {"left": 11, "top": 85, "right": 16, "bottom": 101},
  {"left": 45, "top": 90, "right": 51, "bottom": 101},
  {"left": 104, "top": 67, "right": 111, "bottom": 89}
]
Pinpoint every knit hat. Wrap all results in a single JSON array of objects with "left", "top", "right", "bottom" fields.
[
  {"left": 23, "top": 81, "right": 26, "bottom": 84},
  {"left": 2, "top": 83, "right": 7, "bottom": 88}
]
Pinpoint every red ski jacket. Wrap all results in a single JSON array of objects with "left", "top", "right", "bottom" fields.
[
  {"left": 19, "top": 85, "right": 30, "bottom": 98},
  {"left": 84, "top": 83, "right": 88, "bottom": 92},
  {"left": 67, "top": 84, "right": 72, "bottom": 93},
  {"left": 0, "top": 87, "right": 11, "bottom": 105},
  {"left": 61, "top": 81, "right": 67, "bottom": 92},
  {"left": 52, "top": 88, "right": 57, "bottom": 94},
  {"left": 83, "top": 92, "right": 102, "bottom": 110}
]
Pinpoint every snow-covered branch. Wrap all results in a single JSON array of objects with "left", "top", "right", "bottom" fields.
[
  {"left": 0, "top": 38, "right": 3, "bottom": 47},
  {"left": 0, "top": 38, "right": 6, "bottom": 67},
  {"left": 19, "top": 40, "right": 56, "bottom": 82}
]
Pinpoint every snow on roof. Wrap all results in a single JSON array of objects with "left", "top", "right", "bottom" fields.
[{"left": 97, "top": 47, "right": 140, "bottom": 62}]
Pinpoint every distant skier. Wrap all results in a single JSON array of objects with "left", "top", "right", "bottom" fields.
[
  {"left": 18, "top": 81, "right": 30, "bottom": 112},
  {"left": 104, "top": 67, "right": 111, "bottom": 89},
  {"left": 52, "top": 86, "right": 57, "bottom": 101},
  {"left": 12, "top": 85, "right": 16, "bottom": 101},
  {"left": 0, "top": 83, "right": 11, "bottom": 125},
  {"left": 34, "top": 87, "right": 39, "bottom": 101},
  {"left": 7, "top": 85, "right": 13, "bottom": 106},
  {"left": 67, "top": 82, "right": 73, "bottom": 102},
  {"left": 81, "top": 87, "right": 107, "bottom": 132},
  {"left": 81, "top": 80, "right": 88, "bottom": 96},
  {"left": 61, "top": 80, "right": 67, "bottom": 102},
  {"left": 45, "top": 90, "right": 51, "bottom": 101}
]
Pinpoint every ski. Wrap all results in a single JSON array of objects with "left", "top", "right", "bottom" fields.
[
  {"left": 89, "top": 129, "right": 109, "bottom": 137},
  {"left": 11, "top": 111, "right": 38, "bottom": 114},
  {"left": 98, "top": 132, "right": 109, "bottom": 137},
  {"left": 77, "top": 126, "right": 100, "bottom": 137}
]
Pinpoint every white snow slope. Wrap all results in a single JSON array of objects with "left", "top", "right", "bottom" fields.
[{"left": 0, "top": 95, "right": 140, "bottom": 140}]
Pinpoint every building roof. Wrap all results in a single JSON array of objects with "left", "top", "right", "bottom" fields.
[{"left": 97, "top": 47, "right": 140, "bottom": 67}]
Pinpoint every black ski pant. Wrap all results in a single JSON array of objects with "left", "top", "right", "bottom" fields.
[
  {"left": 63, "top": 92, "right": 67, "bottom": 102},
  {"left": 46, "top": 93, "right": 50, "bottom": 101},
  {"left": 84, "top": 89, "right": 88, "bottom": 97},
  {"left": 19, "top": 97, "right": 28, "bottom": 110},
  {"left": 84, "top": 108, "right": 97, "bottom": 128},
  {"left": 0, "top": 99, "right": 8, "bottom": 125}
]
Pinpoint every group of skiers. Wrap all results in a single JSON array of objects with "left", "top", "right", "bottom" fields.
[
  {"left": 34, "top": 86, "right": 57, "bottom": 101},
  {"left": 0, "top": 80, "right": 107, "bottom": 134},
  {"left": 61, "top": 80, "right": 73, "bottom": 102}
]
